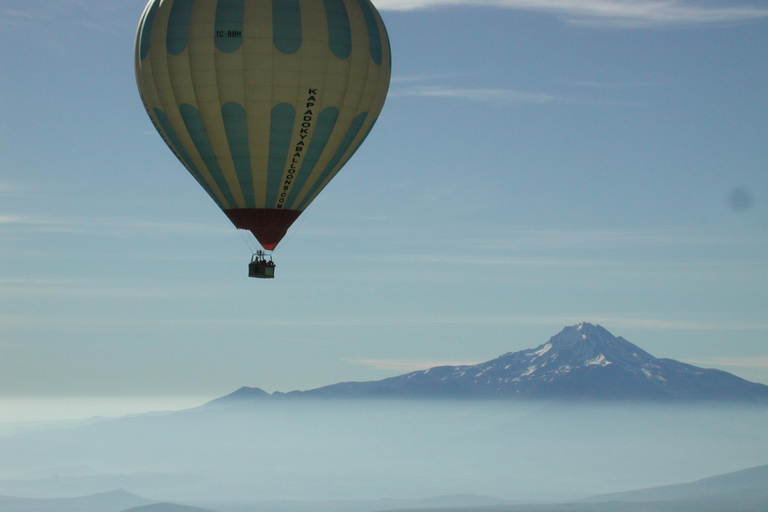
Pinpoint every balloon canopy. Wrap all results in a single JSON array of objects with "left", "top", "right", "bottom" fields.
[{"left": 135, "top": 0, "right": 391, "bottom": 250}]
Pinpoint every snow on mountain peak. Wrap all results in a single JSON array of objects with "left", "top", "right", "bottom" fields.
[
  {"left": 213, "top": 322, "right": 768, "bottom": 403},
  {"left": 585, "top": 354, "right": 611, "bottom": 366},
  {"left": 487, "top": 323, "right": 661, "bottom": 381},
  {"left": 526, "top": 342, "right": 553, "bottom": 358}
]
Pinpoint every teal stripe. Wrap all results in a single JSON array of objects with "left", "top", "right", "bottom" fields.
[
  {"left": 152, "top": 108, "right": 226, "bottom": 209},
  {"left": 384, "top": 20, "right": 392, "bottom": 69},
  {"left": 167, "top": 0, "right": 194, "bottom": 55},
  {"left": 297, "top": 112, "right": 368, "bottom": 211},
  {"left": 356, "top": 0, "right": 382, "bottom": 65},
  {"left": 273, "top": 0, "right": 302, "bottom": 54},
  {"left": 360, "top": 115, "right": 378, "bottom": 145},
  {"left": 330, "top": 115, "right": 377, "bottom": 184},
  {"left": 222, "top": 102, "right": 255, "bottom": 208},
  {"left": 284, "top": 107, "right": 339, "bottom": 209},
  {"left": 266, "top": 104, "right": 296, "bottom": 207},
  {"left": 138, "top": 0, "right": 159, "bottom": 60},
  {"left": 179, "top": 104, "right": 237, "bottom": 208},
  {"left": 215, "top": 0, "right": 245, "bottom": 53},
  {"left": 323, "top": 0, "right": 351, "bottom": 59}
]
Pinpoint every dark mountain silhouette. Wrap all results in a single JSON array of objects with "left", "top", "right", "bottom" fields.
[{"left": 208, "top": 323, "right": 768, "bottom": 405}]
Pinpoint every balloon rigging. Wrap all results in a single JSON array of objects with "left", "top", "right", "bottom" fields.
[{"left": 134, "top": 0, "right": 391, "bottom": 278}]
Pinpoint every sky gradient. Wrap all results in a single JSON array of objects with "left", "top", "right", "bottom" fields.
[{"left": 1, "top": 0, "right": 767, "bottom": 420}]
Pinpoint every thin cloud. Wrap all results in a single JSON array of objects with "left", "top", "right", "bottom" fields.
[
  {"left": 386, "top": 78, "right": 652, "bottom": 108},
  {"left": 298, "top": 223, "right": 765, "bottom": 253},
  {"left": 5, "top": 309, "right": 768, "bottom": 333},
  {"left": 568, "top": 80, "right": 665, "bottom": 88},
  {"left": 375, "top": 0, "right": 768, "bottom": 27},
  {"left": 314, "top": 314, "right": 768, "bottom": 332},
  {"left": 0, "top": 1, "right": 138, "bottom": 48},
  {"left": 470, "top": 226, "right": 768, "bottom": 251},
  {"left": 391, "top": 85, "right": 558, "bottom": 105},
  {"left": 368, "top": 253, "right": 623, "bottom": 268},
  {"left": 0, "top": 277, "right": 227, "bottom": 301},
  {"left": 0, "top": 183, "right": 24, "bottom": 195},
  {"left": 0, "top": 314, "right": 28, "bottom": 329},
  {"left": 344, "top": 357, "right": 481, "bottom": 371},
  {"left": 347, "top": 354, "right": 768, "bottom": 373},
  {"left": 391, "top": 72, "right": 470, "bottom": 84},
  {"left": 0, "top": 213, "right": 230, "bottom": 238},
  {"left": 578, "top": 317, "right": 768, "bottom": 331},
  {"left": 682, "top": 356, "right": 768, "bottom": 370},
  {"left": 0, "top": 214, "right": 56, "bottom": 226},
  {"left": 0, "top": 8, "right": 39, "bottom": 23}
]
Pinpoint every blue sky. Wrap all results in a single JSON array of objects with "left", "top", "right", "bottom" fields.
[{"left": 1, "top": 0, "right": 767, "bottom": 419}]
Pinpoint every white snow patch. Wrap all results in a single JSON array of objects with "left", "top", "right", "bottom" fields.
[
  {"left": 521, "top": 365, "right": 538, "bottom": 377},
  {"left": 530, "top": 343, "right": 552, "bottom": 357},
  {"left": 585, "top": 354, "right": 611, "bottom": 367},
  {"left": 642, "top": 368, "right": 666, "bottom": 382}
]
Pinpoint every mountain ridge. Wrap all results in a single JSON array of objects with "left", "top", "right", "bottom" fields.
[
  {"left": 0, "top": 489, "right": 154, "bottom": 512},
  {"left": 585, "top": 464, "right": 768, "bottom": 503},
  {"left": 207, "top": 323, "right": 768, "bottom": 406}
]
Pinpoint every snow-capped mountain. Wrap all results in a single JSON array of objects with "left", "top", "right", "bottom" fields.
[{"left": 212, "top": 323, "right": 768, "bottom": 403}]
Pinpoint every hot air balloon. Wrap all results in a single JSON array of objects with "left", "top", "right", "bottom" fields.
[{"left": 134, "top": 0, "right": 391, "bottom": 278}]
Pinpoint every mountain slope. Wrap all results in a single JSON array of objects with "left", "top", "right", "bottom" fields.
[
  {"left": 210, "top": 323, "right": 768, "bottom": 404},
  {"left": 370, "top": 466, "right": 768, "bottom": 512},
  {"left": 0, "top": 489, "right": 154, "bottom": 512},
  {"left": 585, "top": 464, "right": 768, "bottom": 503},
  {"left": 123, "top": 503, "right": 218, "bottom": 512}
]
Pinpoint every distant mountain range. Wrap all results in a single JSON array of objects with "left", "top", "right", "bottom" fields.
[
  {"left": 383, "top": 464, "right": 768, "bottom": 512},
  {"left": 209, "top": 323, "right": 768, "bottom": 405},
  {"left": 123, "top": 503, "right": 216, "bottom": 512},
  {"left": 586, "top": 464, "right": 768, "bottom": 505},
  {"left": 2, "top": 465, "right": 767, "bottom": 512},
  {"left": 0, "top": 489, "right": 153, "bottom": 512}
]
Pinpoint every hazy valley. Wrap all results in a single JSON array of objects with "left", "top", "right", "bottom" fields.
[{"left": 2, "top": 325, "right": 767, "bottom": 511}]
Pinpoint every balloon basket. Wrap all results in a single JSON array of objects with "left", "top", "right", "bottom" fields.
[{"left": 248, "top": 251, "right": 275, "bottom": 279}]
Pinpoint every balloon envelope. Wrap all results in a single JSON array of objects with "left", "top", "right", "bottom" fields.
[{"left": 135, "top": 0, "right": 391, "bottom": 249}]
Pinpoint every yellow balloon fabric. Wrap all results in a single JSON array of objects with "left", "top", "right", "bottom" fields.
[{"left": 135, "top": 0, "right": 391, "bottom": 249}]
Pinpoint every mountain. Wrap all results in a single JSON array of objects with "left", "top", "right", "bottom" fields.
[
  {"left": 209, "top": 323, "right": 768, "bottom": 404},
  {"left": 585, "top": 464, "right": 768, "bottom": 504},
  {"left": 176, "top": 496, "right": 514, "bottom": 512},
  {"left": 378, "top": 465, "right": 768, "bottom": 512},
  {"left": 0, "top": 489, "right": 154, "bottom": 512},
  {"left": 123, "top": 503, "right": 218, "bottom": 512},
  {"left": 0, "top": 471, "right": 207, "bottom": 501}
]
